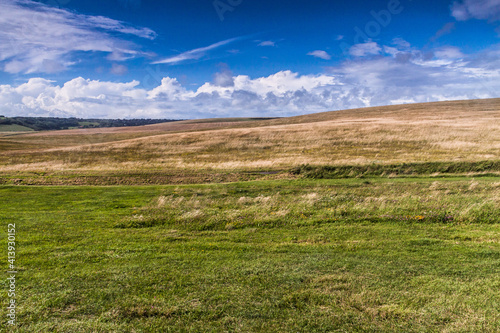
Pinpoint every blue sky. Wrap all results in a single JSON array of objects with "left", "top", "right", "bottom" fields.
[{"left": 1, "top": 0, "right": 500, "bottom": 118}]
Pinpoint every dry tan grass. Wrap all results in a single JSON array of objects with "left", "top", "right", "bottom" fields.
[{"left": 1, "top": 98, "right": 499, "bottom": 173}]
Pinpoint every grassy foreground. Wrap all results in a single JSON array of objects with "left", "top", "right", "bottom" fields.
[{"left": 1, "top": 177, "right": 500, "bottom": 332}]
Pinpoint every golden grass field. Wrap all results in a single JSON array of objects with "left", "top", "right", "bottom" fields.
[{"left": 1, "top": 98, "right": 499, "bottom": 179}]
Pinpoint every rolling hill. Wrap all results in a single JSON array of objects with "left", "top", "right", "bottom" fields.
[{"left": 0, "top": 98, "right": 499, "bottom": 184}]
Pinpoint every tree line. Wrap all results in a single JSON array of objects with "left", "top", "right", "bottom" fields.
[{"left": 0, "top": 116, "right": 182, "bottom": 131}]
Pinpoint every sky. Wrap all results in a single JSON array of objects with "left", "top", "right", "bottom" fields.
[{"left": 1, "top": 0, "right": 500, "bottom": 119}]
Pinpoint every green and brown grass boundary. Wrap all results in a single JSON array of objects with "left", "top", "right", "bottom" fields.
[
  {"left": 291, "top": 160, "right": 500, "bottom": 179},
  {"left": 1, "top": 160, "right": 498, "bottom": 186}
]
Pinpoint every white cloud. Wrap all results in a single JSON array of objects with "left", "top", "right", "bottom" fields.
[
  {"left": 307, "top": 50, "right": 331, "bottom": 60},
  {"left": 213, "top": 64, "right": 235, "bottom": 87},
  {"left": 392, "top": 38, "right": 411, "bottom": 50},
  {"left": 0, "top": 72, "right": 340, "bottom": 118},
  {"left": 434, "top": 46, "right": 464, "bottom": 59},
  {"left": 451, "top": 0, "right": 500, "bottom": 21},
  {"left": 2, "top": 42, "right": 500, "bottom": 119},
  {"left": 329, "top": 42, "right": 500, "bottom": 107},
  {"left": 152, "top": 37, "right": 241, "bottom": 65},
  {"left": 0, "top": 0, "right": 156, "bottom": 74},
  {"left": 349, "top": 42, "right": 382, "bottom": 57},
  {"left": 197, "top": 70, "right": 337, "bottom": 98},
  {"left": 147, "top": 77, "right": 189, "bottom": 100},
  {"left": 258, "top": 41, "right": 275, "bottom": 47}
]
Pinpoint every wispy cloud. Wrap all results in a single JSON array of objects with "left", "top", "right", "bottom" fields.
[
  {"left": 430, "top": 22, "right": 456, "bottom": 42},
  {"left": 152, "top": 37, "right": 241, "bottom": 65},
  {"left": 434, "top": 46, "right": 464, "bottom": 59},
  {"left": 258, "top": 41, "right": 275, "bottom": 47},
  {"left": 110, "top": 63, "right": 128, "bottom": 75},
  {"left": 451, "top": 0, "right": 500, "bottom": 21},
  {"left": 0, "top": 0, "right": 156, "bottom": 74},
  {"left": 84, "top": 15, "right": 156, "bottom": 40},
  {"left": 349, "top": 42, "right": 382, "bottom": 57},
  {"left": 307, "top": 50, "right": 331, "bottom": 60}
]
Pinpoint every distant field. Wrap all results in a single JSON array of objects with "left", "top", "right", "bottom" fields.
[
  {"left": 0, "top": 99, "right": 499, "bottom": 181},
  {"left": 0, "top": 124, "right": 34, "bottom": 132}
]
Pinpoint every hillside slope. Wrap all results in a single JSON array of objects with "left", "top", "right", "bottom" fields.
[{"left": 0, "top": 98, "right": 499, "bottom": 182}]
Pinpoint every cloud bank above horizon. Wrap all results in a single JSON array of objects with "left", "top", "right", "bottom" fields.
[
  {"left": 2, "top": 0, "right": 500, "bottom": 118},
  {"left": 2, "top": 38, "right": 500, "bottom": 119}
]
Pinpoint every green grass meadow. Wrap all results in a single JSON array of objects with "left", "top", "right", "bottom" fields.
[{"left": 1, "top": 178, "right": 499, "bottom": 332}]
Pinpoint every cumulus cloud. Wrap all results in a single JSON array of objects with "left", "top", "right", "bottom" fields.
[
  {"left": 451, "top": 0, "right": 500, "bottom": 21},
  {"left": 213, "top": 64, "right": 235, "bottom": 87},
  {"left": 0, "top": 72, "right": 340, "bottom": 118},
  {"left": 197, "top": 70, "right": 337, "bottom": 98},
  {"left": 2, "top": 42, "right": 500, "bottom": 119},
  {"left": 0, "top": 77, "right": 146, "bottom": 118},
  {"left": 307, "top": 50, "right": 331, "bottom": 60},
  {"left": 0, "top": 0, "right": 156, "bottom": 74},
  {"left": 147, "top": 77, "right": 188, "bottom": 101}
]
